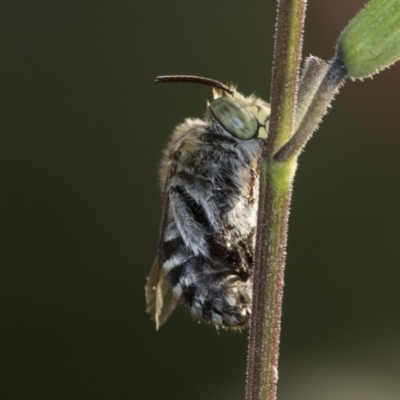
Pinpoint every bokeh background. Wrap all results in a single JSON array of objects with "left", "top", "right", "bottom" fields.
[{"left": 2, "top": 1, "right": 400, "bottom": 399}]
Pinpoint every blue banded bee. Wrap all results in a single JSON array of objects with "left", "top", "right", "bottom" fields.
[{"left": 145, "top": 76, "right": 270, "bottom": 329}]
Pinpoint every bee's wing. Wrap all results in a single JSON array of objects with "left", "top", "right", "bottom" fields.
[
  {"left": 145, "top": 256, "right": 179, "bottom": 330},
  {"left": 145, "top": 155, "right": 179, "bottom": 330}
]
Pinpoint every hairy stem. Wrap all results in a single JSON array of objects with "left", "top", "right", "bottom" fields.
[
  {"left": 274, "top": 50, "right": 347, "bottom": 162},
  {"left": 265, "top": 0, "right": 306, "bottom": 157},
  {"left": 247, "top": 0, "right": 400, "bottom": 398},
  {"left": 245, "top": 1, "right": 306, "bottom": 399},
  {"left": 295, "top": 56, "right": 328, "bottom": 132}
]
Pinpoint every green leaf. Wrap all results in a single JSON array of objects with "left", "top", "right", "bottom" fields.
[{"left": 339, "top": 0, "right": 400, "bottom": 79}]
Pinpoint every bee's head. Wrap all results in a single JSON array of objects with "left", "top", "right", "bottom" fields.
[{"left": 155, "top": 75, "right": 270, "bottom": 140}]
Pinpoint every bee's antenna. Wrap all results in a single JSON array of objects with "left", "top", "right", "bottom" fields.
[{"left": 155, "top": 75, "right": 234, "bottom": 95}]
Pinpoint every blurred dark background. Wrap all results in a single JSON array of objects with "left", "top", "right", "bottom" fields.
[{"left": 1, "top": 1, "right": 400, "bottom": 399}]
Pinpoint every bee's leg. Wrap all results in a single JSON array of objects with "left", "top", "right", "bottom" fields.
[
  {"left": 172, "top": 171, "right": 224, "bottom": 233},
  {"left": 166, "top": 254, "right": 251, "bottom": 328},
  {"left": 168, "top": 182, "right": 212, "bottom": 257}
]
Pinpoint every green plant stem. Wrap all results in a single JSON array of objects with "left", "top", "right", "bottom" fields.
[
  {"left": 245, "top": 1, "right": 306, "bottom": 399},
  {"left": 246, "top": 159, "right": 296, "bottom": 400},
  {"left": 247, "top": 0, "right": 400, "bottom": 398},
  {"left": 274, "top": 51, "right": 347, "bottom": 162},
  {"left": 295, "top": 56, "right": 327, "bottom": 132},
  {"left": 266, "top": 0, "right": 306, "bottom": 156}
]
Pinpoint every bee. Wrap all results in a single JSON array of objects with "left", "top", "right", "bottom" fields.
[{"left": 145, "top": 75, "right": 270, "bottom": 329}]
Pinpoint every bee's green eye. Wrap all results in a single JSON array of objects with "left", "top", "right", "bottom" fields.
[{"left": 210, "top": 97, "right": 258, "bottom": 140}]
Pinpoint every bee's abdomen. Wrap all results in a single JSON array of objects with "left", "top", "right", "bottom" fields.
[{"left": 163, "top": 240, "right": 252, "bottom": 328}]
